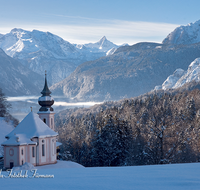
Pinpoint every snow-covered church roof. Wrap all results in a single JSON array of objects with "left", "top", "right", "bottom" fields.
[
  {"left": 2, "top": 134, "right": 37, "bottom": 146},
  {"left": 5, "top": 112, "right": 58, "bottom": 140}
]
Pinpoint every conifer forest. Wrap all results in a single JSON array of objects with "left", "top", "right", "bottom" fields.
[{"left": 55, "top": 88, "right": 200, "bottom": 167}]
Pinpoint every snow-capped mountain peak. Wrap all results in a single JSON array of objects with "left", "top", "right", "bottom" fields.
[
  {"left": 98, "top": 36, "right": 107, "bottom": 47},
  {"left": 0, "top": 28, "right": 119, "bottom": 86},
  {"left": 83, "top": 36, "right": 119, "bottom": 52},
  {"left": 154, "top": 58, "right": 200, "bottom": 90},
  {"left": 163, "top": 20, "right": 200, "bottom": 45}
]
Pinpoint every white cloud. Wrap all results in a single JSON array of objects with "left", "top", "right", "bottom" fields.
[{"left": 0, "top": 18, "right": 179, "bottom": 45}]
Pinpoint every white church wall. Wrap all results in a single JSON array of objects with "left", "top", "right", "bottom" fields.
[
  {"left": 19, "top": 145, "right": 26, "bottom": 165},
  {"left": 29, "top": 145, "right": 36, "bottom": 165},
  {"left": 4, "top": 146, "right": 19, "bottom": 168}
]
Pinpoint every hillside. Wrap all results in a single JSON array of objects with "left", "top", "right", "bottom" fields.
[
  {"left": 0, "top": 48, "right": 43, "bottom": 96},
  {"left": 51, "top": 41, "right": 200, "bottom": 101},
  {"left": 55, "top": 82, "right": 200, "bottom": 167}
]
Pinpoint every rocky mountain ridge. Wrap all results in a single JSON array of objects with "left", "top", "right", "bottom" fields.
[
  {"left": 50, "top": 40, "right": 200, "bottom": 101},
  {"left": 163, "top": 20, "right": 200, "bottom": 45},
  {"left": 0, "top": 29, "right": 119, "bottom": 85}
]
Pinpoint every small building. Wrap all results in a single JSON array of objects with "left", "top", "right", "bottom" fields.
[{"left": 2, "top": 73, "right": 58, "bottom": 169}]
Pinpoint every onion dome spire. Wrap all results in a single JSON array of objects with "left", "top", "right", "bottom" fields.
[
  {"left": 41, "top": 70, "right": 51, "bottom": 97},
  {"left": 38, "top": 71, "right": 54, "bottom": 112}
]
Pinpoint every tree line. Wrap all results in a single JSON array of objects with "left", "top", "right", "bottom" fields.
[{"left": 55, "top": 88, "right": 200, "bottom": 166}]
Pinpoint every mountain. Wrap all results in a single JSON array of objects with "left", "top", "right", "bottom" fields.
[
  {"left": 154, "top": 58, "right": 200, "bottom": 90},
  {"left": 0, "top": 29, "right": 118, "bottom": 85},
  {"left": 0, "top": 34, "right": 3, "bottom": 39},
  {"left": 50, "top": 41, "right": 200, "bottom": 101},
  {"left": 0, "top": 48, "right": 43, "bottom": 96},
  {"left": 82, "top": 36, "right": 119, "bottom": 52},
  {"left": 154, "top": 68, "right": 185, "bottom": 90},
  {"left": 163, "top": 19, "right": 200, "bottom": 45}
]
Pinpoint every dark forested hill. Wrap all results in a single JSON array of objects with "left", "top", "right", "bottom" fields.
[{"left": 55, "top": 82, "right": 200, "bottom": 166}]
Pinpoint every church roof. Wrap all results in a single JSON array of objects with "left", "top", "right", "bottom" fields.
[
  {"left": 2, "top": 134, "right": 37, "bottom": 146},
  {"left": 5, "top": 112, "right": 58, "bottom": 139},
  {"left": 41, "top": 73, "right": 51, "bottom": 97}
]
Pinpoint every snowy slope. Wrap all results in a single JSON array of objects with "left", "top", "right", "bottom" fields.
[
  {"left": 0, "top": 48, "right": 44, "bottom": 96},
  {"left": 0, "top": 118, "right": 14, "bottom": 156},
  {"left": 155, "top": 58, "right": 200, "bottom": 90},
  {"left": 163, "top": 19, "right": 200, "bottom": 45},
  {"left": 1, "top": 163, "right": 200, "bottom": 189},
  {"left": 174, "top": 58, "right": 200, "bottom": 88},
  {"left": 154, "top": 68, "right": 185, "bottom": 90}
]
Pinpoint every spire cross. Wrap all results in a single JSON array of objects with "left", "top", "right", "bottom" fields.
[
  {"left": 45, "top": 70, "right": 47, "bottom": 76},
  {"left": 30, "top": 107, "right": 32, "bottom": 112}
]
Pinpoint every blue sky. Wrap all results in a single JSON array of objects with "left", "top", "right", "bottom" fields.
[{"left": 0, "top": 0, "right": 200, "bottom": 45}]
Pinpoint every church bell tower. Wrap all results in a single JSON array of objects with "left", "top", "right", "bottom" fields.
[{"left": 38, "top": 71, "right": 55, "bottom": 131}]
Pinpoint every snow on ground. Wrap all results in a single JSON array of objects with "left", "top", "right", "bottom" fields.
[
  {"left": 1, "top": 162, "right": 200, "bottom": 190},
  {"left": 12, "top": 160, "right": 83, "bottom": 171},
  {"left": 35, "top": 160, "right": 84, "bottom": 169}
]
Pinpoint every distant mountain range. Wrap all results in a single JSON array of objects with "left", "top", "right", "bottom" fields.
[
  {"left": 50, "top": 41, "right": 200, "bottom": 101},
  {"left": 50, "top": 20, "right": 200, "bottom": 101},
  {"left": 2, "top": 20, "right": 200, "bottom": 100},
  {"left": 0, "top": 29, "right": 119, "bottom": 85}
]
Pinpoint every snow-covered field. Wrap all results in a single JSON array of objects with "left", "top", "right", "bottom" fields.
[{"left": 1, "top": 161, "right": 200, "bottom": 190}]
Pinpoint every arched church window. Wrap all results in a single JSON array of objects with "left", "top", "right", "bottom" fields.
[
  {"left": 43, "top": 118, "right": 46, "bottom": 123},
  {"left": 9, "top": 149, "right": 14, "bottom": 156},
  {"left": 21, "top": 149, "right": 23, "bottom": 155}
]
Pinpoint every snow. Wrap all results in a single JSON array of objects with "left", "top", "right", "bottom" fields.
[
  {"left": 5, "top": 112, "right": 57, "bottom": 139},
  {"left": 84, "top": 36, "right": 118, "bottom": 52},
  {"left": 2, "top": 134, "right": 37, "bottom": 146},
  {"left": 56, "top": 142, "right": 62, "bottom": 147},
  {"left": 157, "top": 58, "right": 200, "bottom": 90},
  {"left": 154, "top": 58, "right": 200, "bottom": 90},
  {"left": 0, "top": 162, "right": 200, "bottom": 189},
  {"left": 0, "top": 118, "right": 14, "bottom": 156},
  {"left": 106, "top": 47, "right": 117, "bottom": 56},
  {"left": 163, "top": 19, "right": 200, "bottom": 45},
  {"left": 13, "top": 162, "right": 35, "bottom": 171},
  {"left": 154, "top": 68, "right": 185, "bottom": 90},
  {"left": 173, "top": 58, "right": 200, "bottom": 88},
  {"left": 12, "top": 160, "right": 83, "bottom": 171}
]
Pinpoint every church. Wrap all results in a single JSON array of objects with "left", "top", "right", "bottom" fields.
[{"left": 1, "top": 73, "right": 58, "bottom": 169}]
